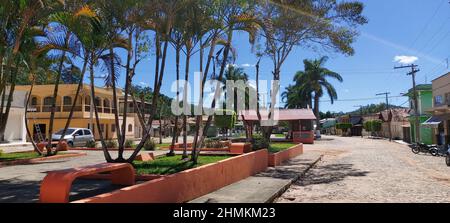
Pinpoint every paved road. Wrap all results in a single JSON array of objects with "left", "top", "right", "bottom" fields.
[
  {"left": 0, "top": 150, "right": 167, "bottom": 203},
  {"left": 276, "top": 136, "right": 450, "bottom": 203}
]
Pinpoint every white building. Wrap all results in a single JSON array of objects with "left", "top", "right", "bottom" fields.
[{"left": 2, "top": 88, "right": 27, "bottom": 143}]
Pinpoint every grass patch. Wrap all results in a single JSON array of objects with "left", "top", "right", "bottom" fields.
[
  {"left": 0, "top": 151, "right": 41, "bottom": 162},
  {"left": 133, "top": 155, "right": 231, "bottom": 175},
  {"left": 274, "top": 134, "right": 285, "bottom": 138},
  {"left": 268, "top": 143, "right": 298, "bottom": 153},
  {"left": 156, "top": 143, "right": 171, "bottom": 149}
]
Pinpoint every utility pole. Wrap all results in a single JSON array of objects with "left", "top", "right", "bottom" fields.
[
  {"left": 376, "top": 92, "right": 392, "bottom": 141},
  {"left": 394, "top": 64, "right": 420, "bottom": 143},
  {"left": 354, "top": 105, "right": 364, "bottom": 138}
]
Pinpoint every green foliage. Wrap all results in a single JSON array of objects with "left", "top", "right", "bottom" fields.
[
  {"left": 214, "top": 109, "right": 237, "bottom": 130},
  {"left": 133, "top": 155, "right": 230, "bottom": 175},
  {"left": 363, "top": 120, "right": 382, "bottom": 132},
  {"left": 105, "top": 140, "right": 118, "bottom": 149},
  {"left": 85, "top": 140, "right": 96, "bottom": 148},
  {"left": 349, "top": 103, "right": 406, "bottom": 116},
  {"left": 335, "top": 123, "right": 353, "bottom": 130},
  {"left": 0, "top": 149, "right": 3, "bottom": 157},
  {"left": 363, "top": 121, "right": 372, "bottom": 132},
  {"left": 0, "top": 151, "right": 41, "bottom": 162},
  {"left": 204, "top": 139, "right": 227, "bottom": 149},
  {"left": 252, "top": 135, "right": 270, "bottom": 151},
  {"left": 124, "top": 139, "right": 135, "bottom": 148},
  {"left": 371, "top": 120, "right": 382, "bottom": 132},
  {"left": 268, "top": 143, "right": 297, "bottom": 153},
  {"left": 143, "top": 138, "right": 156, "bottom": 151}
]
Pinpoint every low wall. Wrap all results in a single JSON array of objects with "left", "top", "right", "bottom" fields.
[
  {"left": 268, "top": 143, "right": 303, "bottom": 167},
  {"left": 73, "top": 149, "right": 268, "bottom": 203}
]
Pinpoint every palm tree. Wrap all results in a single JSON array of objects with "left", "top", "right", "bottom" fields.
[
  {"left": 294, "top": 56, "right": 343, "bottom": 131},
  {"left": 221, "top": 65, "right": 254, "bottom": 115}
]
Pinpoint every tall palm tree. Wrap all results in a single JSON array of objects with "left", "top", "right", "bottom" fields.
[
  {"left": 294, "top": 56, "right": 343, "bottom": 131},
  {"left": 221, "top": 65, "right": 253, "bottom": 115}
]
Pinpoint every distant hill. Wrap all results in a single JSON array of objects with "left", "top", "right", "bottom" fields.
[
  {"left": 320, "top": 103, "right": 408, "bottom": 119},
  {"left": 347, "top": 103, "right": 408, "bottom": 116}
]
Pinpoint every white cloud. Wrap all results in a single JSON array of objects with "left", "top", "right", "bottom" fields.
[
  {"left": 139, "top": 82, "right": 149, "bottom": 87},
  {"left": 394, "top": 55, "right": 418, "bottom": 65},
  {"left": 241, "top": 63, "right": 255, "bottom": 68}
]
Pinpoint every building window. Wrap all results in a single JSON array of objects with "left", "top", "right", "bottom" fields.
[
  {"left": 31, "top": 97, "right": 38, "bottom": 105},
  {"left": 43, "top": 97, "right": 54, "bottom": 105},
  {"left": 128, "top": 124, "right": 133, "bottom": 132},
  {"left": 111, "top": 124, "right": 116, "bottom": 132},
  {"left": 63, "top": 96, "right": 72, "bottom": 105},
  {"left": 435, "top": 95, "right": 443, "bottom": 106}
]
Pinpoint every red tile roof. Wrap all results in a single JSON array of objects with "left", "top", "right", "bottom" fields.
[{"left": 238, "top": 109, "right": 316, "bottom": 121}]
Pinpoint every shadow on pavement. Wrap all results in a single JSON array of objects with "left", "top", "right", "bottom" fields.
[
  {"left": 0, "top": 178, "right": 126, "bottom": 203},
  {"left": 255, "top": 158, "right": 319, "bottom": 180},
  {"left": 295, "top": 163, "right": 369, "bottom": 186}
]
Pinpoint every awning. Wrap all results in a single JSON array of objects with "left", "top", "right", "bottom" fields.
[{"left": 421, "top": 116, "right": 443, "bottom": 128}]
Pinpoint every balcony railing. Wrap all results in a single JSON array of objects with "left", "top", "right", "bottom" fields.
[
  {"left": 62, "top": 105, "right": 82, "bottom": 112},
  {"left": 42, "top": 105, "right": 61, "bottom": 112}
]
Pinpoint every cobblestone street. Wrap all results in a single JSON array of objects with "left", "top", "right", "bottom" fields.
[{"left": 276, "top": 136, "right": 450, "bottom": 203}]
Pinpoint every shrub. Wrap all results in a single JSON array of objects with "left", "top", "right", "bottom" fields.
[
  {"left": 371, "top": 120, "right": 382, "bottom": 132},
  {"left": 214, "top": 109, "right": 237, "bottom": 130},
  {"left": 204, "top": 139, "right": 227, "bottom": 148},
  {"left": 143, "top": 138, "right": 156, "bottom": 151},
  {"left": 252, "top": 135, "right": 270, "bottom": 151},
  {"left": 0, "top": 149, "right": 3, "bottom": 156},
  {"left": 124, "top": 139, "right": 135, "bottom": 148},
  {"left": 105, "top": 140, "right": 118, "bottom": 149},
  {"left": 363, "top": 121, "right": 372, "bottom": 132},
  {"left": 335, "top": 123, "right": 353, "bottom": 130},
  {"left": 85, "top": 140, "right": 96, "bottom": 148}
]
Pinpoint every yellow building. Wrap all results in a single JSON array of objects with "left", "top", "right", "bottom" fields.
[{"left": 15, "top": 84, "right": 140, "bottom": 141}]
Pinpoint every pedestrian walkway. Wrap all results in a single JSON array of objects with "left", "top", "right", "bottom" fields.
[{"left": 189, "top": 152, "right": 323, "bottom": 203}]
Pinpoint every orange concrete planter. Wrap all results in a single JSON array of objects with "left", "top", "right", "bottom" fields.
[
  {"left": 229, "top": 143, "right": 252, "bottom": 154},
  {"left": 72, "top": 149, "right": 269, "bottom": 203},
  {"left": 268, "top": 143, "right": 303, "bottom": 167},
  {"left": 0, "top": 152, "right": 86, "bottom": 168}
]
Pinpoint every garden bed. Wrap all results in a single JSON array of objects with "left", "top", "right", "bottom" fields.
[
  {"left": 133, "top": 155, "right": 232, "bottom": 175},
  {"left": 268, "top": 143, "right": 303, "bottom": 167},
  {"left": 72, "top": 149, "right": 268, "bottom": 203},
  {"left": 0, "top": 151, "right": 86, "bottom": 167}
]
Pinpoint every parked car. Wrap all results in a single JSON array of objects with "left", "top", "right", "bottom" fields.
[
  {"left": 52, "top": 128, "right": 94, "bottom": 147},
  {"left": 445, "top": 145, "right": 450, "bottom": 167}
]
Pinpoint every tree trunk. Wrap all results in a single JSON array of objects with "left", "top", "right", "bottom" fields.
[
  {"left": 24, "top": 81, "right": 42, "bottom": 156},
  {"left": 168, "top": 46, "right": 181, "bottom": 156},
  {"left": 57, "top": 58, "right": 89, "bottom": 147},
  {"left": 192, "top": 30, "right": 232, "bottom": 164},
  {"left": 109, "top": 47, "right": 123, "bottom": 160},
  {"left": 182, "top": 50, "right": 191, "bottom": 160},
  {"left": 127, "top": 30, "right": 171, "bottom": 163},
  {"left": 89, "top": 58, "right": 113, "bottom": 162},
  {"left": 314, "top": 94, "right": 320, "bottom": 131}
]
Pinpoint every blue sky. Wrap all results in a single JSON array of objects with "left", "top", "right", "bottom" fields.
[{"left": 90, "top": 0, "right": 450, "bottom": 113}]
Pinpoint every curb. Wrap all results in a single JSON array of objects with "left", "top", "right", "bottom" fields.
[
  {"left": 0, "top": 152, "right": 87, "bottom": 168},
  {"left": 265, "top": 154, "right": 324, "bottom": 203}
]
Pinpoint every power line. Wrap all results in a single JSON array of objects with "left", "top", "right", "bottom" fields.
[
  {"left": 409, "top": 0, "right": 446, "bottom": 49},
  {"left": 319, "top": 95, "right": 406, "bottom": 103}
]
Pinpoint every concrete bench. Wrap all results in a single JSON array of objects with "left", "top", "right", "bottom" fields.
[{"left": 40, "top": 163, "right": 135, "bottom": 203}]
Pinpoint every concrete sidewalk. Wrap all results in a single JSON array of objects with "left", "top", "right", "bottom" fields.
[{"left": 189, "top": 152, "right": 323, "bottom": 203}]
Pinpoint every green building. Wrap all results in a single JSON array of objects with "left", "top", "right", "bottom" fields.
[{"left": 406, "top": 84, "right": 433, "bottom": 144}]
